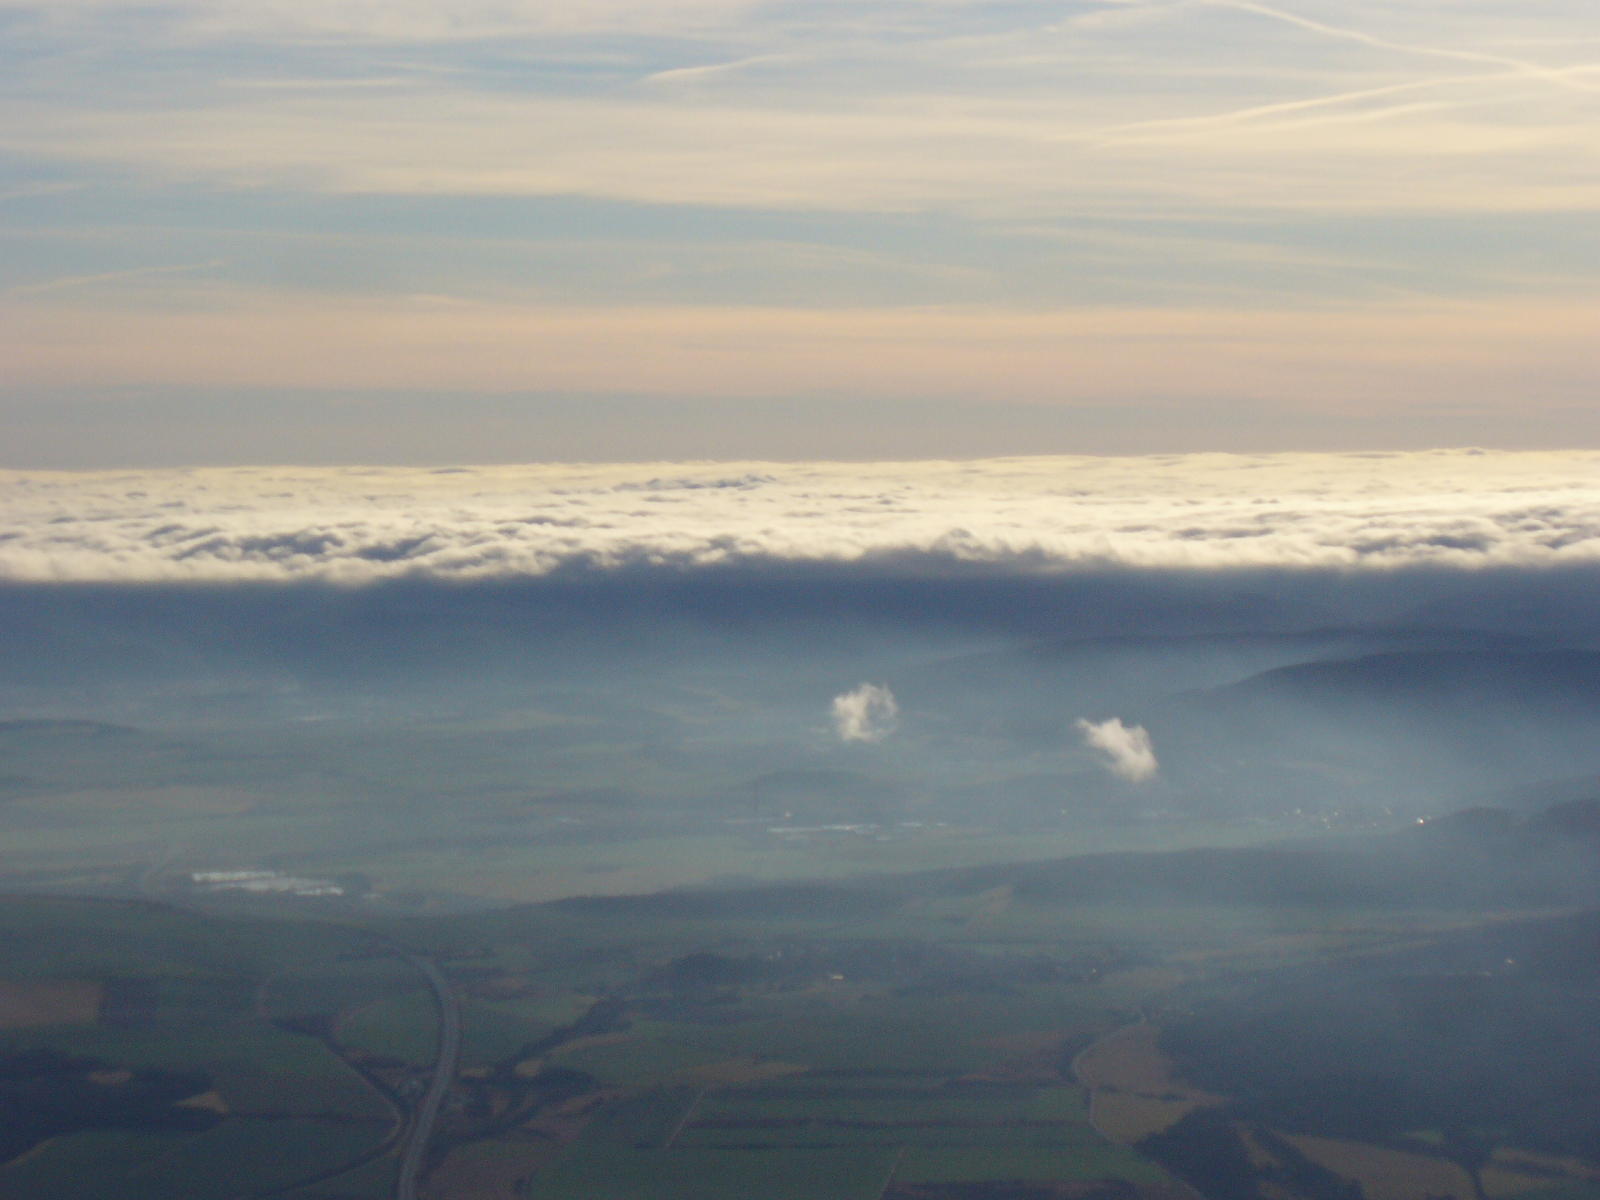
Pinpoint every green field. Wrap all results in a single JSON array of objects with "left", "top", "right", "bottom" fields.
[
  {"left": 0, "top": 1120, "right": 388, "bottom": 1200},
  {"left": 692, "top": 1082, "right": 1088, "bottom": 1127},
  {"left": 895, "top": 1143, "right": 1171, "bottom": 1185},
  {"left": 124, "top": 1117, "right": 389, "bottom": 1199},
  {"left": 339, "top": 988, "right": 439, "bottom": 1065},
  {"left": 1, "top": 1011, "right": 396, "bottom": 1124},
  {"left": 279, "top": 1150, "right": 399, "bottom": 1199},
  {"left": 458, "top": 994, "right": 595, "bottom": 1068},
  {"left": 0, "top": 1130, "right": 192, "bottom": 1200},
  {"left": 522, "top": 1076, "right": 1168, "bottom": 1198},
  {"left": 529, "top": 1145, "right": 900, "bottom": 1200}
]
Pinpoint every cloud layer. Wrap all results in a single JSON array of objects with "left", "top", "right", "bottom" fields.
[{"left": 3, "top": 450, "right": 1600, "bottom": 584}]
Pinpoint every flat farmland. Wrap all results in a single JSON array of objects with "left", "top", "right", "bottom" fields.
[
  {"left": 1, "top": 1019, "right": 395, "bottom": 1122},
  {"left": 339, "top": 988, "right": 439, "bottom": 1066},
  {"left": 893, "top": 1143, "right": 1172, "bottom": 1186},
  {"left": 280, "top": 1150, "right": 399, "bottom": 1199},
  {"left": 0, "top": 1119, "right": 389, "bottom": 1200},
  {"left": 1280, "top": 1133, "right": 1474, "bottom": 1200},
  {"left": 681, "top": 1082, "right": 1094, "bottom": 1150},
  {"left": 0, "top": 980, "right": 101, "bottom": 1030},
  {"left": 0, "top": 895, "right": 403, "bottom": 1199},
  {"left": 526, "top": 1142, "right": 899, "bottom": 1200},
  {"left": 1074, "top": 1021, "right": 1221, "bottom": 1144},
  {"left": 0, "top": 1130, "right": 191, "bottom": 1200},
  {"left": 122, "top": 1117, "right": 390, "bottom": 1200}
]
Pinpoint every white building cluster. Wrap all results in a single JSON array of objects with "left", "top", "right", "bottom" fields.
[{"left": 189, "top": 869, "right": 344, "bottom": 898}]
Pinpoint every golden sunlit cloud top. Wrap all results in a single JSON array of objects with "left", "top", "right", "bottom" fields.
[{"left": 6, "top": 449, "right": 1600, "bottom": 581}]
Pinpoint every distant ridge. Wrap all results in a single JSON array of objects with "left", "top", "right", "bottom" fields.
[
  {"left": 1194, "top": 649, "right": 1600, "bottom": 710},
  {"left": 0, "top": 719, "right": 139, "bottom": 737},
  {"left": 547, "top": 794, "right": 1600, "bottom": 920}
]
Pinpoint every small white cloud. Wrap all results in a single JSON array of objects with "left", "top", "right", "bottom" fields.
[
  {"left": 1076, "top": 716, "right": 1158, "bottom": 783},
  {"left": 832, "top": 682, "right": 898, "bottom": 743}
]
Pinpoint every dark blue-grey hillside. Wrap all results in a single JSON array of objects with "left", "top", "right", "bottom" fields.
[
  {"left": 879, "top": 627, "right": 1545, "bottom": 754},
  {"left": 1413, "top": 795, "right": 1600, "bottom": 846},
  {"left": 1190, "top": 649, "right": 1600, "bottom": 710},
  {"left": 1140, "top": 649, "right": 1600, "bottom": 810}
]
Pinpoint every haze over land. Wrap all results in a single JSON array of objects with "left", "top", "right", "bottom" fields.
[{"left": 6, "top": 448, "right": 1600, "bottom": 901}]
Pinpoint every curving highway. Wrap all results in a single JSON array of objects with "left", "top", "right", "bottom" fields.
[{"left": 395, "top": 952, "right": 462, "bottom": 1200}]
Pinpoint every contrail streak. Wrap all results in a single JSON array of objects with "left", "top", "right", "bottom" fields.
[
  {"left": 1093, "top": 62, "right": 1600, "bottom": 144},
  {"left": 1202, "top": 0, "right": 1600, "bottom": 94}
]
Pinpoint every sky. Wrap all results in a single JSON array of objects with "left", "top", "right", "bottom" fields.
[{"left": 2, "top": 0, "right": 1598, "bottom": 465}]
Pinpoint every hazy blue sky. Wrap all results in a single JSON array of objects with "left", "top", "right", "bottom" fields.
[{"left": 3, "top": 0, "right": 1598, "bottom": 464}]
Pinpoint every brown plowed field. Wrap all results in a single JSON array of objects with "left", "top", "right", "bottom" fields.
[{"left": 0, "top": 979, "right": 101, "bottom": 1028}]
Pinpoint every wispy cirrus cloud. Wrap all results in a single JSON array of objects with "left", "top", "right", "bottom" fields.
[
  {"left": 2, "top": 0, "right": 1597, "bottom": 459},
  {"left": 5, "top": 0, "right": 1598, "bottom": 219},
  {"left": 1195, "top": 0, "right": 1600, "bottom": 93},
  {"left": 7, "top": 68, "right": 1597, "bottom": 218},
  {"left": 0, "top": 0, "right": 775, "bottom": 41}
]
